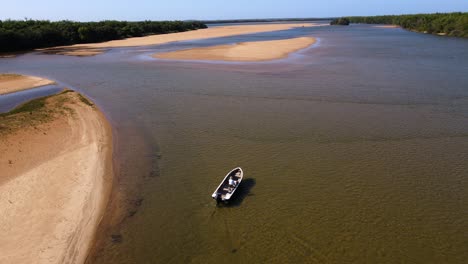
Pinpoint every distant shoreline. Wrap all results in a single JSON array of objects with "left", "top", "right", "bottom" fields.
[
  {"left": 153, "top": 37, "right": 317, "bottom": 62},
  {"left": 372, "top": 25, "right": 400, "bottom": 28},
  {"left": 0, "top": 20, "right": 207, "bottom": 54},
  {"left": 346, "top": 12, "right": 468, "bottom": 38},
  {"left": 201, "top": 18, "right": 333, "bottom": 24},
  {"left": 42, "top": 23, "right": 324, "bottom": 56}
]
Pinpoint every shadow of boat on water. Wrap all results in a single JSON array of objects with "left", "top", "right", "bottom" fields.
[{"left": 218, "top": 178, "right": 256, "bottom": 208}]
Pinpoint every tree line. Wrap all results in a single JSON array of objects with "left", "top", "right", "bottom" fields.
[
  {"left": 0, "top": 20, "right": 207, "bottom": 53},
  {"left": 345, "top": 12, "right": 468, "bottom": 37},
  {"left": 330, "top": 18, "right": 350, "bottom": 26}
]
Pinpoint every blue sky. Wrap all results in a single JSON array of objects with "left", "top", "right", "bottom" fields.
[{"left": 1, "top": 0, "right": 467, "bottom": 21}]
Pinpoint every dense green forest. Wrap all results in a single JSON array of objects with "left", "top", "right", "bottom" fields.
[
  {"left": 346, "top": 12, "right": 468, "bottom": 37},
  {"left": 330, "top": 18, "right": 350, "bottom": 26},
  {"left": 0, "top": 20, "right": 207, "bottom": 53}
]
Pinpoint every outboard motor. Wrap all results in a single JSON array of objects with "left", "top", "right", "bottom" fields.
[{"left": 215, "top": 192, "right": 222, "bottom": 204}]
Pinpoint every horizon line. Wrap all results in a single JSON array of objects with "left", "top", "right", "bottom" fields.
[{"left": 1, "top": 11, "right": 466, "bottom": 23}]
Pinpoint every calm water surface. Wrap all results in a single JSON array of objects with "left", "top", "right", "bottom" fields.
[
  {"left": 0, "top": 85, "right": 62, "bottom": 113},
  {"left": 1, "top": 24, "right": 468, "bottom": 263}
]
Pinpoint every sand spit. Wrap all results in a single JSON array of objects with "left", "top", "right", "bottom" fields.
[
  {"left": 0, "top": 74, "right": 56, "bottom": 95},
  {"left": 153, "top": 37, "right": 317, "bottom": 62},
  {"left": 0, "top": 90, "right": 113, "bottom": 264},
  {"left": 42, "top": 23, "right": 323, "bottom": 56},
  {"left": 40, "top": 47, "right": 106, "bottom": 57},
  {"left": 0, "top": 54, "right": 16, "bottom": 58}
]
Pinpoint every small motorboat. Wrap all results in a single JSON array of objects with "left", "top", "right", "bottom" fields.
[{"left": 212, "top": 167, "right": 243, "bottom": 203}]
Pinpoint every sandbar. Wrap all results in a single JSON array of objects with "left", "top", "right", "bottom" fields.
[
  {"left": 153, "top": 37, "right": 316, "bottom": 62},
  {"left": 373, "top": 25, "right": 400, "bottom": 28},
  {"left": 0, "top": 54, "right": 16, "bottom": 58},
  {"left": 43, "top": 23, "right": 324, "bottom": 56},
  {"left": 0, "top": 88, "right": 113, "bottom": 264},
  {"left": 0, "top": 74, "right": 56, "bottom": 95},
  {"left": 40, "top": 47, "right": 106, "bottom": 57}
]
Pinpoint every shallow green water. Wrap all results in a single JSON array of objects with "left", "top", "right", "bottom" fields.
[{"left": 1, "top": 24, "right": 467, "bottom": 263}]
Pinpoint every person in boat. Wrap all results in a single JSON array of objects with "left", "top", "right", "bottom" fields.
[{"left": 229, "top": 176, "right": 237, "bottom": 187}]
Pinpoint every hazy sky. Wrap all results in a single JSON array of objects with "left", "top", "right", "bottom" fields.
[{"left": 1, "top": 0, "right": 467, "bottom": 21}]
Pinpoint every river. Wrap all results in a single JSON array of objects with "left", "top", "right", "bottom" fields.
[{"left": 1, "top": 24, "right": 467, "bottom": 263}]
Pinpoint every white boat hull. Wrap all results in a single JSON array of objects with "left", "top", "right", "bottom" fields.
[{"left": 212, "top": 167, "right": 243, "bottom": 203}]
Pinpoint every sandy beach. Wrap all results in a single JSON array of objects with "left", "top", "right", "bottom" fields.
[
  {"left": 43, "top": 23, "right": 323, "bottom": 56},
  {"left": 0, "top": 74, "right": 56, "bottom": 95},
  {"left": 373, "top": 25, "right": 400, "bottom": 28},
  {"left": 0, "top": 88, "right": 113, "bottom": 264},
  {"left": 153, "top": 37, "right": 316, "bottom": 62}
]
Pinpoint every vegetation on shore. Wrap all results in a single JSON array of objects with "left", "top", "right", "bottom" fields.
[
  {"left": 0, "top": 95, "right": 49, "bottom": 117},
  {"left": 0, "top": 73, "right": 22, "bottom": 79},
  {"left": 330, "top": 18, "right": 350, "bottom": 26},
  {"left": 0, "top": 89, "right": 79, "bottom": 135},
  {"left": 77, "top": 93, "right": 94, "bottom": 106},
  {"left": 0, "top": 20, "right": 207, "bottom": 52},
  {"left": 346, "top": 12, "right": 468, "bottom": 37}
]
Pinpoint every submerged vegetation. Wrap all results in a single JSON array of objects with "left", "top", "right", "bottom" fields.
[
  {"left": 330, "top": 18, "right": 350, "bottom": 26},
  {"left": 0, "top": 20, "right": 207, "bottom": 52},
  {"left": 346, "top": 12, "right": 468, "bottom": 37}
]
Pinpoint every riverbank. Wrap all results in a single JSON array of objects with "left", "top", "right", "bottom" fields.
[
  {"left": 0, "top": 74, "right": 56, "bottom": 95},
  {"left": 43, "top": 23, "right": 323, "bottom": 56},
  {"left": 0, "top": 89, "right": 113, "bottom": 264},
  {"left": 153, "top": 37, "right": 316, "bottom": 62},
  {"left": 348, "top": 12, "right": 468, "bottom": 38},
  {"left": 373, "top": 25, "right": 400, "bottom": 28}
]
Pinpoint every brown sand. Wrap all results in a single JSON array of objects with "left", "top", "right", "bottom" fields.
[
  {"left": 0, "top": 90, "right": 113, "bottom": 264},
  {"left": 153, "top": 37, "right": 316, "bottom": 62},
  {"left": 0, "top": 74, "right": 56, "bottom": 95},
  {"left": 42, "top": 23, "right": 324, "bottom": 56},
  {"left": 0, "top": 54, "right": 16, "bottom": 58},
  {"left": 373, "top": 25, "right": 400, "bottom": 28}
]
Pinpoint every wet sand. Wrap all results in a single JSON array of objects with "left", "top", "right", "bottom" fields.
[
  {"left": 0, "top": 74, "right": 56, "bottom": 95},
  {"left": 153, "top": 37, "right": 316, "bottom": 62},
  {"left": 40, "top": 47, "right": 106, "bottom": 57},
  {"left": 0, "top": 54, "right": 16, "bottom": 58},
  {"left": 0, "top": 89, "right": 113, "bottom": 264},
  {"left": 43, "top": 23, "right": 323, "bottom": 56}
]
